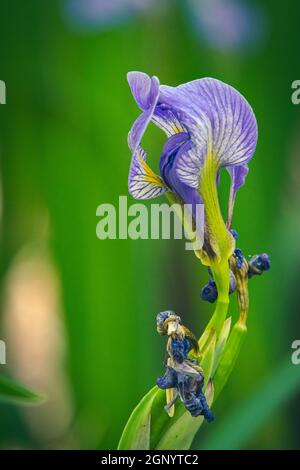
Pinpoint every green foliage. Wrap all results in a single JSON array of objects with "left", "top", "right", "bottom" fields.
[
  {"left": 118, "top": 387, "right": 158, "bottom": 450},
  {"left": 214, "top": 322, "right": 247, "bottom": 400},
  {"left": 0, "top": 375, "right": 43, "bottom": 405}
]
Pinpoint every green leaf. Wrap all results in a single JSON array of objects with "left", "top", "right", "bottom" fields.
[
  {"left": 118, "top": 386, "right": 158, "bottom": 450},
  {"left": 149, "top": 388, "right": 176, "bottom": 448},
  {"left": 154, "top": 381, "right": 214, "bottom": 450},
  {"left": 212, "top": 317, "right": 232, "bottom": 376},
  {"left": 0, "top": 375, "right": 43, "bottom": 404},
  {"left": 213, "top": 322, "right": 247, "bottom": 400},
  {"left": 200, "top": 332, "right": 216, "bottom": 388},
  {"left": 198, "top": 327, "right": 214, "bottom": 353}
]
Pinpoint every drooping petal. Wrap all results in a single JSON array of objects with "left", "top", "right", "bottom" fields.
[
  {"left": 127, "top": 108, "right": 154, "bottom": 154},
  {"left": 227, "top": 164, "right": 249, "bottom": 227},
  {"left": 128, "top": 146, "right": 169, "bottom": 200},
  {"left": 127, "top": 72, "right": 160, "bottom": 154},
  {"left": 159, "top": 78, "right": 257, "bottom": 187}
]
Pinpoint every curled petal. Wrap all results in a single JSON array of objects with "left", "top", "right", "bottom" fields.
[
  {"left": 128, "top": 146, "right": 169, "bottom": 200},
  {"left": 127, "top": 71, "right": 159, "bottom": 110},
  {"left": 127, "top": 72, "right": 160, "bottom": 154}
]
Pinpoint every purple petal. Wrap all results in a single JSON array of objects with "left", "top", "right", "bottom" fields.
[
  {"left": 159, "top": 133, "right": 204, "bottom": 245},
  {"left": 128, "top": 146, "right": 168, "bottom": 200},
  {"left": 152, "top": 103, "right": 187, "bottom": 137},
  {"left": 127, "top": 72, "right": 160, "bottom": 155},
  {"left": 227, "top": 163, "right": 249, "bottom": 227},
  {"left": 159, "top": 78, "right": 257, "bottom": 186},
  {"left": 228, "top": 164, "right": 249, "bottom": 195},
  {"left": 128, "top": 107, "right": 153, "bottom": 154},
  {"left": 127, "top": 71, "right": 159, "bottom": 110}
]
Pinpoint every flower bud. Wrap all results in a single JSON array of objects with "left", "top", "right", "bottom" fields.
[{"left": 248, "top": 253, "right": 270, "bottom": 277}]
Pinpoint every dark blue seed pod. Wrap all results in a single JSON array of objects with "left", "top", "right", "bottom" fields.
[
  {"left": 248, "top": 253, "right": 271, "bottom": 277},
  {"left": 251, "top": 253, "right": 270, "bottom": 271},
  {"left": 201, "top": 279, "right": 218, "bottom": 303}
]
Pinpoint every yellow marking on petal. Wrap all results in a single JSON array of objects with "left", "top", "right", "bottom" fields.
[
  {"left": 138, "top": 156, "right": 166, "bottom": 188},
  {"left": 172, "top": 123, "right": 185, "bottom": 134}
]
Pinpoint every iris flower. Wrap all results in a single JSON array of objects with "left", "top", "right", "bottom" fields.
[
  {"left": 119, "top": 73, "right": 270, "bottom": 447},
  {"left": 127, "top": 71, "right": 257, "bottom": 335}
]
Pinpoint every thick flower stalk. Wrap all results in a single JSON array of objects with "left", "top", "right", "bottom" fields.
[{"left": 118, "top": 72, "right": 270, "bottom": 450}]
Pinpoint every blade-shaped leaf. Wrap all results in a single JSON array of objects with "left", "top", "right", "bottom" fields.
[
  {"left": 0, "top": 375, "right": 43, "bottom": 404},
  {"left": 213, "top": 322, "right": 247, "bottom": 400},
  {"left": 198, "top": 327, "right": 215, "bottom": 352},
  {"left": 200, "top": 331, "right": 216, "bottom": 388},
  {"left": 118, "top": 386, "right": 158, "bottom": 450},
  {"left": 212, "top": 316, "right": 232, "bottom": 376}
]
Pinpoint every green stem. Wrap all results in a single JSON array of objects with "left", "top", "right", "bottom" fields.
[
  {"left": 197, "top": 155, "right": 233, "bottom": 339},
  {"left": 205, "top": 259, "right": 230, "bottom": 338}
]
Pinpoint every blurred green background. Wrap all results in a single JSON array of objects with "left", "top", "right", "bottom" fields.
[{"left": 0, "top": 0, "right": 300, "bottom": 450}]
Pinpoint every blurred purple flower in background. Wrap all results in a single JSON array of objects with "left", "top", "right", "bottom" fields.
[
  {"left": 63, "top": 0, "right": 267, "bottom": 53},
  {"left": 63, "top": 0, "right": 157, "bottom": 31},
  {"left": 186, "top": 0, "right": 267, "bottom": 52}
]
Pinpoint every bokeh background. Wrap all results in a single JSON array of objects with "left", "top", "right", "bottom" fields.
[{"left": 0, "top": 0, "right": 300, "bottom": 450}]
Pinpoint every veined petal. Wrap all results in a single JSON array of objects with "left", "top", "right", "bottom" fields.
[
  {"left": 128, "top": 146, "right": 169, "bottom": 200},
  {"left": 152, "top": 104, "right": 187, "bottom": 137},
  {"left": 159, "top": 133, "right": 205, "bottom": 246},
  {"left": 227, "top": 164, "right": 249, "bottom": 194},
  {"left": 127, "top": 72, "right": 187, "bottom": 138},
  {"left": 160, "top": 78, "right": 257, "bottom": 187},
  {"left": 159, "top": 133, "right": 196, "bottom": 200}
]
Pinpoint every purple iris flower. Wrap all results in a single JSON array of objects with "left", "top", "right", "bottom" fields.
[{"left": 127, "top": 72, "right": 257, "bottom": 250}]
